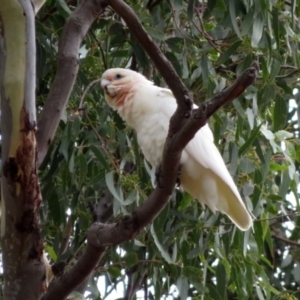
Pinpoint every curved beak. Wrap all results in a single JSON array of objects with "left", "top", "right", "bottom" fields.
[{"left": 101, "top": 78, "right": 111, "bottom": 90}]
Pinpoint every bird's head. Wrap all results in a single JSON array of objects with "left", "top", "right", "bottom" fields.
[{"left": 101, "top": 68, "right": 150, "bottom": 108}]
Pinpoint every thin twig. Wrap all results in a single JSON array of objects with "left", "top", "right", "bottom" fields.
[
  {"left": 83, "top": 110, "right": 120, "bottom": 171},
  {"left": 272, "top": 229, "right": 300, "bottom": 247},
  {"left": 194, "top": 9, "right": 221, "bottom": 53},
  {"left": 276, "top": 68, "right": 300, "bottom": 79},
  {"left": 220, "top": 212, "right": 300, "bottom": 227},
  {"left": 281, "top": 65, "right": 299, "bottom": 70},
  {"left": 257, "top": 212, "right": 300, "bottom": 223},
  {"left": 78, "top": 77, "right": 120, "bottom": 171},
  {"left": 79, "top": 78, "right": 102, "bottom": 109},
  {"left": 90, "top": 30, "right": 108, "bottom": 70},
  {"left": 58, "top": 216, "right": 73, "bottom": 256},
  {"left": 125, "top": 268, "right": 148, "bottom": 300},
  {"left": 169, "top": 5, "right": 193, "bottom": 42},
  {"left": 107, "top": 0, "right": 193, "bottom": 112}
]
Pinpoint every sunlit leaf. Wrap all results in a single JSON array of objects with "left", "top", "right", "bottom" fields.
[
  {"left": 229, "top": 0, "right": 241, "bottom": 37},
  {"left": 239, "top": 124, "right": 262, "bottom": 157},
  {"left": 150, "top": 224, "right": 172, "bottom": 263},
  {"left": 251, "top": 13, "right": 264, "bottom": 47},
  {"left": 217, "top": 41, "right": 242, "bottom": 65}
]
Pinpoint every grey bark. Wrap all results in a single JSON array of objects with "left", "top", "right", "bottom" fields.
[{"left": 36, "top": 0, "right": 108, "bottom": 167}]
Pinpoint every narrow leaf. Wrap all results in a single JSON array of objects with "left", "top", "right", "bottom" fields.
[
  {"left": 229, "top": 1, "right": 241, "bottom": 37},
  {"left": 251, "top": 13, "right": 264, "bottom": 47},
  {"left": 150, "top": 224, "right": 172, "bottom": 263},
  {"left": 187, "top": 0, "right": 196, "bottom": 19},
  {"left": 272, "top": 7, "right": 280, "bottom": 49},
  {"left": 105, "top": 171, "right": 123, "bottom": 203},
  {"left": 217, "top": 41, "right": 242, "bottom": 65},
  {"left": 146, "top": 28, "right": 165, "bottom": 41},
  {"left": 201, "top": 55, "right": 209, "bottom": 83},
  {"left": 238, "top": 124, "right": 262, "bottom": 157},
  {"left": 90, "top": 145, "right": 108, "bottom": 169},
  {"left": 269, "top": 59, "right": 281, "bottom": 81},
  {"left": 273, "top": 95, "right": 287, "bottom": 131}
]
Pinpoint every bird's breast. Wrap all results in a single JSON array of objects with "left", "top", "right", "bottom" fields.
[
  {"left": 117, "top": 84, "right": 173, "bottom": 167},
  {"left": 135, "top": 113, "right": 168, "bottom": 167}
]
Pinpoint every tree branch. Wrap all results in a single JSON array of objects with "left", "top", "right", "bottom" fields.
[
  {"left": 41, "top": 244, "right": 105, "bottom": 300},
  {"left": 167, "top": 62, "right": 259, "bottom": 152},
  {"left": 43, "top": 194, "right": 113, "bottom": 297},
  {"left": 125, "top": 268, "right": 147, "bottom": 300},
  {"left": 107, "top": 0, "right": 193, "bottom": 113},
  {"left": 36, "top": 0, "right": 108, "bottom": 167},
  {"left": 198, "top": 61, "right": 259, "bottom": 119},
  {"left": 272, "top": 229, "right": 300, "bottom": 247},
  {"left": 276, "top": 68, "right": 300, "bottom": 79},
  {"left": 41, "top": 0, "right": 258, "bottom": 297},
  {"left": 106, "top": 0, "right": 257, "bottom": 140},
  {"left": 85, "top": 63, "right": 258, "bottom": 248},
  {"left": 43, "top": 37, "right": 257, "bottom": 300}
]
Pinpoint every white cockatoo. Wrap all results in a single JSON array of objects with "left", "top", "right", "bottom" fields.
[{"left": 101, "top": 68, "right": 252, "bottom": 231}]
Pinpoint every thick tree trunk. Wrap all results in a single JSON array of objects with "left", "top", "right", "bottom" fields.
[{"left": 0, "top": 0, "right": 46, "bottom": 299}]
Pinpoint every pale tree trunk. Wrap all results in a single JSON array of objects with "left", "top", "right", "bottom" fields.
[{"left": 0, "top": 0, "right": 46, "bottom": 299}]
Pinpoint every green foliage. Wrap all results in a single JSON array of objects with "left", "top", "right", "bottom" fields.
[{"left": 34, "top": 0, "right": 300, "bottom": 299}]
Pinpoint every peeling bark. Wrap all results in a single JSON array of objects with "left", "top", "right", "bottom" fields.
[
  {"left": 0, "top": 0, "right": 259, "bottom": 299},
  {"left": 0, "top": 1, "right": 46, "bottom": 299}
]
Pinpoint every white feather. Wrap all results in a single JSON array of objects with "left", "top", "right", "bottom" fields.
[{"left": 101, "top": 68, "right": 253, "bottom": 231}]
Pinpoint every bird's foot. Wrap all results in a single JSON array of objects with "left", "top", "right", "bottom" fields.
[
  {"left": 155, "top": 164, "right": 164, "bottom": 188},
  {"left": 176, "top": 165, "right": 182, "bottom": 187},
  {"left": 156, "top": 164, "right": 182, "bottom": 187}
]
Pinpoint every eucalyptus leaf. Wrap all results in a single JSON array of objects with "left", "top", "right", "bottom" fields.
[
  {"left": 9, "top": 1, "right": 300, "bottom": 298},
  {"left": 251, "top": 14, "right": 264, "bottom": 47}
]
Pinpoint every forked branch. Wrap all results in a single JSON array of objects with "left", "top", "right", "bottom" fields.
[
  {"left": 107, "top": 0, "right": 193, "bottom": 113},
  {"left": 42, "top": 0, "right": 258, "bottom": 298},
  {"left": 36, "top": 0, "right": 108, "bottom": 167}
]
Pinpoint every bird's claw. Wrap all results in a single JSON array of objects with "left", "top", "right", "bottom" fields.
[
  {"left": 176, "top": 165, "right": 182, "bottom": 187},
  {"left": 155, "top": 164, "right": 164, "bottom": 188}
]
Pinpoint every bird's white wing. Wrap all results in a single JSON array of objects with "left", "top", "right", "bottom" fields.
[
  {"left": 155, "top": 89, "right": 231, "bottom": 176},
  {"left": 185, "top": 122, "right": 237, "bottom": 186},
  {"left": 156, "top": 91, "right": 252, "bottom": 230},
  {"left": 184, "top": 110, "right": 252, "bottom": 230}
]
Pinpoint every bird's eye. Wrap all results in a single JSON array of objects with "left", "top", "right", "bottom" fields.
[{"left": 115, "top": 74, "right": 122, "bottom": 80}]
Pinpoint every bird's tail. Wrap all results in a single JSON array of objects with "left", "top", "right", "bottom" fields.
[{"left": 181, "top": 168, "right": 252, "bottom": 231}]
